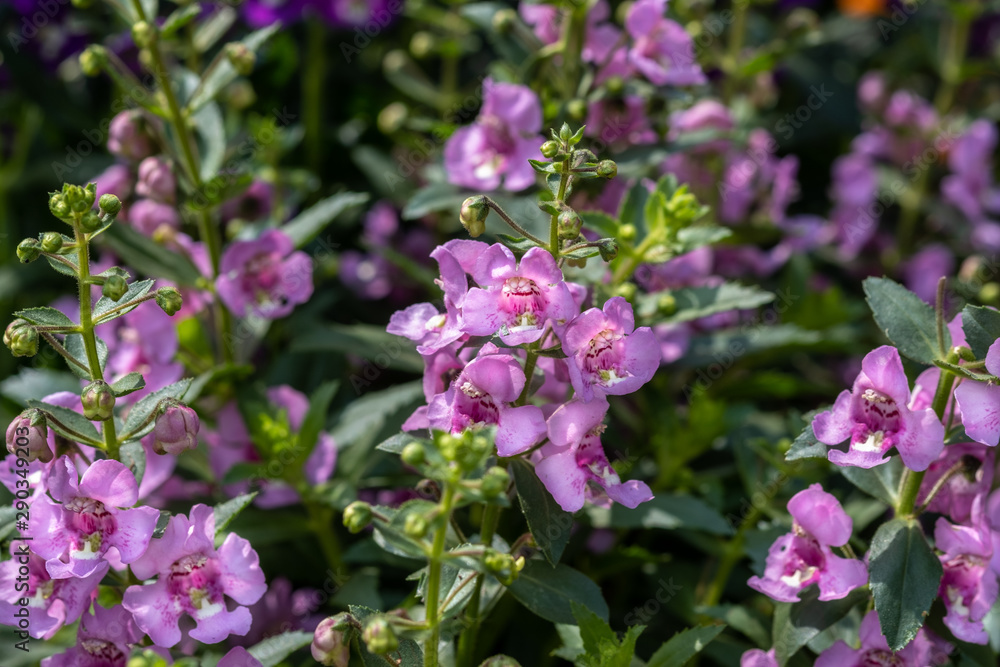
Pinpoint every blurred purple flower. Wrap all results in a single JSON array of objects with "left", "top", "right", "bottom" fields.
[{"left": 217, "top": 229, "right": 314, "bottom": 319}]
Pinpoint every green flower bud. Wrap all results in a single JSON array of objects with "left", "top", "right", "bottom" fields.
[
  {"left": 557, "top": 211, "right": 581, "bottom": 240},
  {"left": 103, "top": 275, "right": 129, "bottom": 302},
  {"left": 604, "top": 75, "right": 625, "bottom": 96},
  {"left": 658, "top": 293, "right": 676, "bottom": 316},
  {"left": 539, "top": 141, "right": 560, "bottom": 159},
  {"left": 598, "top": 238, "right": 619, "bottom": 262},
  {"left": 377, "top": 102, "right": 408, "bottom": 135},
  {"left": 409, "top": 32, "right": 435, "bottom": 59},
  {"left": 613, "top": 282, "right": 637, "bottom": 302},
  {"left": 403, "top": 513, "right": 428, "bottom": 539},
  {"left": 567, "top": 99, "right": 587, "bottom": 120},
  {"left": 361, "top": 617, "right": 398, "bottom": 655},
  {"left": 49, "top": 192, "right": 71, "bottom": 219},
  {"left": 79, "top": 210, "right": 103, "bottom": 233},
  {"left": 438, "top": 433, "right": 463, "bottom": 463},
  {"left": 479, "top": 656, "right": 523, "bottom": 667},
  {"left": 99, "top": 193, "right": 123, "bottom": 218},
  {"left": 155, "top": 287, "right": 183, "bottom": 316},
  {"left": 343, "top": 501, "right": 373, "bottom": 533},
  {"left": 39, "top": 232, "right": 64, "bottom": 254},
  {"left": 401, "top": 442, "right": 426, "bottom": 467},
  {"left": 225, "top": 42, "right": 256, "bottom": 76},
  {"left": 480, "top": 466, "right": 510, "bottom": 497},
  {"left": 618, "top": 223, "right": 636, "bottom": 241},
  {"left": 4, "top": 320, "right": 38, "bottom": 358},
  {"left": 980, "top": 282, "right": 1000, "bottom": 304},
  {"left": 460, "top": 196, "right": 489, "bottom": 238},
  {"left": 79, "top": 45, "right": 106, "bottom": 77},
  {"left": 482, "top": 549, "right": 518, "bottom": 585},
  {"left": 596, "top": 160, "right": 618, "bottom": 179},
  {"left": 81, "top": 381, "right": 115, "bottom": 421},
  {"left": 17, "top": 238, "right": 42, "bottom": 263},
  {"left": 132, "top": 21, "right": 156, "bottom": 49}
]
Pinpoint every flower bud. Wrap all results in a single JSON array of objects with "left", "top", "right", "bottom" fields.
[
  {"left": 311, "top": 615, "right": 351, "bottom": 667},
  {"left": 403, "top": 513, "right": 428, "bottom": 539},
  {"left": 361, "top": 617, "right": 398, "bottom": 655},
  {"left": 567, "top": 99, "right": 587, "bottom": 120},
  {"left": 598, "top": 238, "right": 619, "bottom": 262},
  {"left": 539, "top": 141, "right": 560, "bottom": 159},
  {"left": 102, "top": 275, "right": 129, "bottom": 302},
  {"left": 225, "top": 42, "right": 256, "bottom": 76},
  {"left": 79, "top": 45, "right": 106, "bottom": 76},
  {"left": 4, "top": 320, "right": 38, "bottom": 358},
  {"left": 604, "top": 75, "right": 625, "bottom": 96},
  {"left": 657, "top": 293, "right": 676, "bottom": 316},
  {"left": 99, "top": 193, "right": 123, "bottom": 218},
  {"left": 49, "top": 192, "right": 71, "bottom": 219},
  {"left": 155, "top": 287, "right": 184, "bottom": 316},
  {"left": 480, "top": 466, "right": 509, "bottom": 497},
  {"left": 135, "top": 157, "right": 176, "bottom": 203},
  {"left": 81, "top": 381, "right": 115, "bottom": 421},
  {"left": 479, "top": 656, "right": 523, "bottom": 667},
  {"left": 79, "top": 210, "right": 103, "bottom": 233},
  {"left": 39, "top": 232, "right": 64, "bottom": 254},
  {"left": 618, "top": 223, "right": 636, "bottom": 241},
  {"left": 557, "top": 211, "right": 581, "bottom": 240},
  {"left": 483, "top": 549, "right": 518, "bottom": 585},
  {"left": 343, "top": 501, "right": 373, "bottom": 533},
  {"left": 6, "top": 409, "right": 51, "bottom": 463},
  {"left": 596, "top": 160, "right": 617, "bottom": 179},
  {"left": 132, "top": 21, "right": 156, "bottom": 48},
  {"left": 108, "top": 111, "right": 155, "bottom": 162},
  {"left": 409, "top": 32, "right": 435, "bottom": 59},
  {"left": 17, "top": 238, "right": 41, "bottom": 263},
  {"left": 401, "top": 442, "right": 426, "bottom": 467},
  {"left": 460, "top": 196, "right": 489, "bottom": 238},
  {"left": 152, "top": 403, "right": 200, "bottom": 455}
]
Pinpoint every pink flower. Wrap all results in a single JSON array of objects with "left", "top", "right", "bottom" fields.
[
  {"left": 585, "top": 97, "right": 657, "bottom": 150},
  {"left": 625, "top": 0, "right": 706, "bottom": 86},
  {"left": 30, "top": 457, "right": 158, "bottom": 579},
  {"left": 425, "top": 344, "right": 546, "bottom": 457},
  {"left": 462, "top": 245, "right": 578, "bottom": 346},
  {"left": 219, "top": 647, "right": 264, "bottom": 667},
  {"left": 129, "top": 199, "right": 181, "bottom": 238},
  {"left": 816, "top": 610, "right": 948, "bottom": 666},
  {"left": 216, "top": 229, "right": 314, "bottom": 319},
  {"left": 748, "top": 484, "right": 867, "bottom": 602},
  {"left": 444, "top": 78, "right": 542, "bottom": 192},
  {"left": 535, "top": 399, "right": 653, "bottom": 512},
  {"left": 935, "top": 503, "right": 998, "bottom": 644},
  {"left": 0, "top": 547, "right": 103, "bottom": 640},
  {"left": 135, "top": 156, "right": 176, "bottom": 203},
  {"left": 107, "top": 110, "right": 156, "bottom": 162},
  {"left": 740, "top": 648, "right": 777, "bottom": 667},
  {"left": 955, "top": 339, "right": 1000, "bottom": 447},
  {"left": 917, "top": 443, "right": 994, "bottom": 524},
  {"left": 122, "top": 504, "right": 267, "bottom": 647},
  {"left": 6, "top": 410, "right": 52, "bottom": 463},
  {"left": 812, "top": 345, "right": 945, "bottom": 471},
  {"left": 559, "top": 296, "right": 659, "bottom": 402},
  {"left": 40, "top": 604, "right": 142, "bottom": 667},
  {"left": 152, "top": 403, "right": 200, "bottom": 455}
]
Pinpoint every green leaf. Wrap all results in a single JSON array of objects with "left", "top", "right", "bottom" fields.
[
  {"left": 64, "top": 334, "right": 108, "bottom": 380},
  {"left": 14, "top": 307, "right": 75, "bottom": 328},
  {"left": 934, "top": 359, "right": 996, "bottom": 382},
  {"left": 839, "top": 457, "right": 903, "bottom": 505},
  {"left": 673, "top": 226, "right": 732, "bottom": 253},
  {"left": 869, "top": 518, "right": 943, "bottom": 651},
  {"left": 161, "top": 3, "right": 201, "bottom": 38},
  {"left": 371, "top": 501, "right": 432, "bottom": 560},
  {"left": 375, "top": 433, "right": 431, "bottom": 454},
  {"left": 120, "top": 440, "right": 146, "bottom": 487},
  {"left": 94, "top": 279, "right": 156, "bottom": 320},
  {"left": 401, "top": 182, "right": 463, "bottom": 220},
  {"left": 187, "top": 23, "right": 280, "bottom": 112},
  {"left": 646, "top": 624, "right": 726, "bottom": 667},
  {"left": 26, "top": 400, "right": 101, "bottom": 445},
  {"left": 291, "top": 324, "right": 423, "bottom": 374},
  {"left": 193, "top": 100, "right": 226, "bottom": 182},
  {"left": 247, "top": 630, "right": 313, "bottom": 667},
  {"left": 350, "top": 605, "right": 423, "bottom": 666},
  {"left": 110, "top": 372, "right": 146, "bottom": 398},
  {"left": 95, "top": 266, "right": 132, "bottom": 281},
  {"left": 961, "top": 305, "right": 1000, "bottom": 360},
  {"left": 608, "top": 494, "right": 734, "bottom": 535},
  {"left": 496, "top": 233, "right": 538, "bottom": 255},
  {"left": 676, "top": 324, "right": 823, "bottom": 369},
  {"left": 297, "top": 381, "right": 338, "bottom": 459},
  {"left": 46, "top": 253, "right": 79, "bottom": 278},
  {"left": 785, "top": 415, "right": 828, "bottom": 461},
  {"left": 570, "top": 601, "right": 642, "bottom": 667},
  {"left": 103, "top": 224, "right": 202, "bottom": 285},
  {"left": 122, "top": 379, "right": 193, "bottom": 439},
  {"left": 507, "top": 561, "right": 609, "bottom": 624},
  {"left": 0, "top": 368, "right": 80, "bottom": 404},
  {"left": 213, "top": 492, "right": 258, "bottom": 536},
  {"left": 617, "top": 183, "right": 649, "bottom": 236},
  {"left": 283, "top": 192, "right": 369, "bottom": 248},
  {"left": 771, "top": 585, "right": 867, "bottom": 665},
  {"left": 510, "top": 458, "right": 573, "bottom": 566},
  {"left": 637, "top": 284, "right": 775, "bottom": 324},
  {"left": 580, "top": 211, "right": 619, "bottom": 238},
  {"left": 863, "top": 276, "right": 947, "bottom": 365}
]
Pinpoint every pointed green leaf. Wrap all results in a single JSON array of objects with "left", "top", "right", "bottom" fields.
[
  {"left": 511, "top": 458, "right": 572, "bottom": 566},
  {"left": 14, "top": 307, "right": 75, "bottom": 328},
  {"left": 839, "top": 457, "right": 903, "bottom": 505},
  {"left": 161, "top": 3, "right": 201, "bottom": 38},
  {"left": 64, "top": 334, "right": 107, "bottom": 380},
  {"left": 863, "top": 276, "right": 947, "bottom": 365},
  {"left": 187, "top": 23, "right": 280, "bottom": 112},
  {"left": 26, "top": 400, "right": 101, "bottom": 445},
  {"left": 646, "top": 624, "right": 727, "bottom": 667},
  {"left": 283, "top": 192, "right": 369, "bottom": 248},
  {"left": 110, "top": 372, "right": 146, "bottom": 398},
  {"left": 46, "top": 253, "right": 79, "bottom": 277},
  {"left": 608, "top": 494, "right": 734, "bottom": 535},
  {"left": 120, "top": 440, "right": 146, "bottom": 487},
  {"left": 214, "top": 492, "right": 258, "bottom": 536},
  {"left": 785, "top": 416, "right": 828, "bottom": 462},
  {"left": 122, "top": 379, "right": 193, "bottom": 438},
  {"left": 297, "top": 381, "right": 338, "bottom": 457},
  {"left": 247, "top": 630, "right": 313, "bottom": 667},
  {"left": 771, "top": 585, "right": 868, "bottom": 665},
  {"left": 507, "top": 561, "right": 608, "bottom": 624},
  {"left": 103, "top": 224, "right": 202, "bottom": 285},
  {"left": 94, "top": 280, "right": 156, "bottom": 319},
  {"left": 961, "top": 305, "right": 1000, "bottom": 360}
]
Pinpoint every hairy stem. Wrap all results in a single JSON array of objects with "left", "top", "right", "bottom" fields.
[{"left": 424, "top": 481, "right": 456, "bottom": 667}]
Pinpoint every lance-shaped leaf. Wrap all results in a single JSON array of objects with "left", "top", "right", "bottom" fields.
[
  {"left": 283, "top": 192, "right": 369, "bottom": 248},
  {"left": 213, "top": 492, "right": 258, "bottom": 537},
  {"left": 122, "top": 379, "right": 192, "bottom": 440},
  {"left": 14, "top": 307, "right": 76, "bottom": 329},
  {"left": 187, "top": 23, "right": 280, "bottom": 112},
  {"left": 646, "top": 624, "right": 726, "bottom": 667},
  {"left": 94, "top": 279, "right": 155, "bottom": 320},
  {"left": 961, "top": 305, "right": 1000, "bottom": 360},
  {"left": 507, "top": 561, "right": 609, "bottom": 624},
  {"left": 511, "top": 457, "right": 572, "bottom": 566},
  {"left": 26, "top": 400, "right": 101, "bottom": 445},
  {"left": 863, "top": 276, "right": 947, "bottom": 365},
  {"left": 771, "top": 586, "right": 868, "bottom": 665},
  {"left": 110, "top": 372, "right": 146, "bottom": 398}
]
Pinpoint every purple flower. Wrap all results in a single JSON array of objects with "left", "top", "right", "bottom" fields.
[
  {"left": 221, "top": 180, "right": 275, "bottom": 223},
  {"left": 815, "top": 610, "right": 947, "bottom": 667},
  {"left": 312, "top": 616, "right": 350, "bottom": 667},
  {"left": 903, "top": 243, "right": 955, "bottom": 304},
  {"left": 339, "top": 251, "right": 393, "bottom": 300},
  {"left": 242, "top": 0, "right": 311, "bottom": 27},
  {"left": 444, "top": 78, "right": 542, "bottom": 192},
  {"left": 128, "top": 199, "right": 181, "bottom": 238},
  {"left": 232, "top": 577, "right": 322, "bottom": 647},
  {"left": 829, "top": 152, "right": 878, "bottom": 257},
  {"left": 857, "top": 71, "right": 887, "bottom": 113},
  {"left": 0, "top": 547, "right": 103, "bottom": 640},
  {"left": 559, "top": 296, "right": 659, "bottom": 402},
  {"left": 462, "top": 245, "right": 578, "bottom": 346},
  {"left": 935, "top": 504, "right": 998, "bottom": 644},
  {"left": 625, "top": 0, "right": 706, "bottom": 86},
  {"left": 6, "top": 410, "right": 52, "bottom": 463},
  {"left": 216, "top": 229, "right": 314, "bottom": 319},
  {"left": 535, "top": 399, "right": 653, "bottom": 512},
  {"left": 319, "top": 0, "right": 399, "bottom": 29},
  {"left": 585, "top": 97, "right": 657, "bottom": 150},
  {"left": 747, "top": 484, "right": 867, "bottom": 602},
  {"left": 917, "top": 443, "right": 994, "bottom": 524},
  {"left": 30, "top": 457, "right": 158, "bottom": 579},
  {"left": 520, "top": 2, "right": 562, "bottom": 44},
  {"left": 425, "top": 344, "right": 546, "bottom": 457},
  {"left": 152, "top": 403, "right": 200, "bottom": 455},
  {"left": 740, "top": 649, "right": 777, "bottom": 667},
  {"left": 107, "top": 111, "right": 156, "bottom": 163},
  {"left": 954, "top": 339, "right": 1000, "bottom": 447},
  {"left": 220, "top": 647, "right": 265, "bottom": 667},
  {"left": 122, "top": 504, "right": 267, "bottom": 647},
  {"left": 40, "top": 604, "right": 142, "bottom": 667},
  {"left": 942, "top": 120, "right": 1000, "bottom": 225},
  {"left": 135, "top": 156, "right": 176, "bottom": 203},
  {"left": 812, "top": 345, "right": 944, "bottom": 471}
]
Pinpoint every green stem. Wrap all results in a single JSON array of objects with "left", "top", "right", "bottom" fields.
[
  {"left": 550, "top": 162, "right": 571, "bottom": 259},
  {"left": 424, "top": 481, "right": 457, "bottom": 667},
  {"left": 895, "top": 350, "right": 959, "bottom": 516},
  {"left": 516, "top": 350, "right": 539, "bottom": 407},
  {"left": 75, "top": 223, "right": 119, "bottom": 460},
  {"left": 722, "top": 0, "right": 749, "bottom": 104},
  {"left": 304, "top": 499, "right": 343, "bottom": 571},
  {"left": 455, "top": 490, "right": 503, "bottom": 667},
  {"left": 700, "top": 502, "right": 760, "bottom": 609}
]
